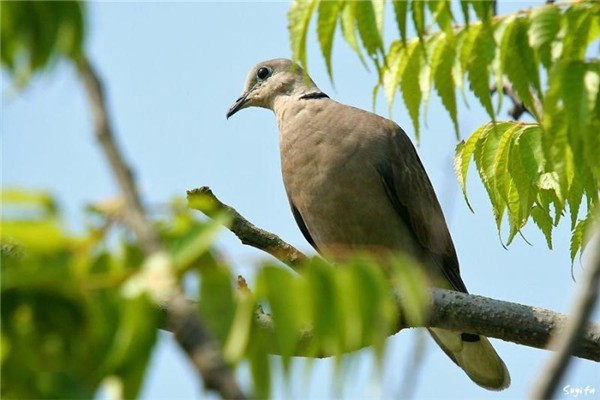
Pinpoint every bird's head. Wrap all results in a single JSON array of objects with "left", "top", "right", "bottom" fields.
[{"left": 226, "top": 58, "right": 319, "bottom": 118}]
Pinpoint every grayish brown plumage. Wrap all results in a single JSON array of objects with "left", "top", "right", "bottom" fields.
[{"left": 227, "top": 58, "right": 510, "bottom": 390}]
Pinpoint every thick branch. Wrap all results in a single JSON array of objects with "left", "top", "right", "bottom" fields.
[
  {"left": 253, "top": 288, "right": 600, "bottom": 362},
  {"left": 78, "top": 58, "right": 246, "bottom": 399},
  {"left": 190, "top": 186, "right": 600, "bottom": 362},
  {"left": 187, "top": 186, "right": 308, "bottom": 271}
]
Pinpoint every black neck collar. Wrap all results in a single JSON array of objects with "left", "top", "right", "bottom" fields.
[{"left": 299, "top": 92, "right": 329, "bottom": 100}]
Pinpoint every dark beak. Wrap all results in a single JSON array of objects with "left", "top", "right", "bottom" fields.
[{"left": 226, "top": 92, "right": 249, "bottom": 119}]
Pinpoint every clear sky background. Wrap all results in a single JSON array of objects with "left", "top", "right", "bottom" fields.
[{"left": 3, "top": 1, "right": 598, "bottom": 399}]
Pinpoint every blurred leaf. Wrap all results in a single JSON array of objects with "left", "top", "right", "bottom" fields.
[
  {"left": 199, "top": 267, "right": 236, "bottom": 343},
  {"left": 529, "top": 5, "right": 561, "bottom": 70},
  {"left": 247, "top": 328, "right": 271, "bottom": 399},
  {"left": 170, "top": 213, "right": 230, "bottom": 274},
  {"left": 411, "top": 0, "right": 425, "bottom": 43},
  {"left": 392, "top": 0, "right": 408, "bottom": 44},
  {"left": 223, "top": 287, "right": 256, "bottom": 362},
  {"left": 317, "top": 0, "right": 342, "bottom": 81},
  {"left": 1, "top": 1, "right": 86, "bottom": 87},
  {"left": 389, "top": 256, "right": 428, "bottom": 327},
  {"left": 256, "top": 266, "right": 308, "bottom": 372}
]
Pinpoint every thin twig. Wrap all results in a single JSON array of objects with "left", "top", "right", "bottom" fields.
[
  {"left": 187, "top": 186, "right": 600, "bottom": 363},
  {"left": 78, "top": 57, "right": 246, "bottom": 400},
  {"left": 187, "top": 186, "right": 308, "bottom": 271},
  {"left": 490, "top": 83, "right": 530, "bottom": 120},
  {"left": 530, "top": 216, "right": 600, "bottom": 399}
]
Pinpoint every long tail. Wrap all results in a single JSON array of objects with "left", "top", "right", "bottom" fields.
[{"left": 428, "top": 328, "right": 510, "bottom": 390}]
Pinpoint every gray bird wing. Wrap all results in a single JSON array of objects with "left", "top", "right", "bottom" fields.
[
  {"left": 376, "top": 125, "right": 468, "bottom": 293},
  {"left": 289, "top": 200, "right": 319, "bottom": 253}
]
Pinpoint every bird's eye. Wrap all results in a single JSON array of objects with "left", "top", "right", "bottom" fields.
[{"left": 256, "top": 67, "right": 270, "bottom": 80}]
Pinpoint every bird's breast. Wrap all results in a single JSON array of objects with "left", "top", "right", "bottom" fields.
[{"left": 279, "top": 112, "right": 418, "bottom": 258}]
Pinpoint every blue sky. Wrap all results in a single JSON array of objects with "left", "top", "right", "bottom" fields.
[{"left": 3, "top": 1, "right": 598, "bottom": 399}]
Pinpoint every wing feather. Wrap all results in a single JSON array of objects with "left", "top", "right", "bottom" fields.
[{"left": 377, "top": 125, "right": 468, "bottom": 293}]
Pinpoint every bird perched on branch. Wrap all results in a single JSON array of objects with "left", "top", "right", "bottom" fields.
[{"left": 227, "top": 58, "right": 510, "bottom": 390}]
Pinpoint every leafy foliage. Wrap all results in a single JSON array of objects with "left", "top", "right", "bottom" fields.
[
  {"left": 1, "top": 1, "right": 86, "bottom": 87},
  {"left": 187, "top": 190, "right": 430, "bottom": 397},
  {"left": 2, "top": 189, "right": 429, "bottom": 398},
  {"left": 200, "top": 257, "right": 428, "bottom": 398},
  {"left": 288, "top": 0, "right": 600, "bottom": 260},
  {"left": 0, "top": 190, "right": 227, "bottom": 398},
  {"left": 2, "top": 190, "right": 157, "bottom": 398}
]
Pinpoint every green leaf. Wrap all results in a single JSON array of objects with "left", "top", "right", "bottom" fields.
[
  {"left": 257, "top": 266, "right": 307, "bottom": 372},
  {"left": 432, "top": 34, "right": 459, "bottom": 137},
  {"left": 317, "top": 0, "right": 342, "bottom": 81},
  {"left": 509, "top": 126, "right": 541, "bottom": 225},
  {"left": 529, "top": 5, "right": 561, "bottom": 70},
  {"left": 459, "top": 0, "right": 470, "bottom": 26},
  {"left": 491, "top": 17, "right": 511, "bottom": 114},
  {"left": 289, "top": 0, "right": 318, "bottom": 70},
  {"left": 411, "top": 0, "right": 426, "bottom": 42},
  {"left": 355, "top": 0, "right": 384, "bottom": 58},
  {"left": 1, "top": 2, "right": 86, "bottom": 87},
  {"left": 372, "top": 0, "right": 386, "bottom": 38},
  {"left": 452, "top": 29, "right": 468, "bottom": 103},
  {"left": 471, "top": 0, "right": 493, "bottom": 26},
  {"left": 466, "top": 24, "right": 495, "bottom": 120},
  {"left": 516, "top": 125, "right": 544, "bottom": 181},
  {"left": 350, "top": 259, "right": 390, "bottom": 357},
  {"left": 427, "top": 0, "right": 453, "bottom": 34},
  {"left": 419, "top": 34, "right": 441, "bottom": 124},
  {"left": 568, "top": 165, "right": 586, "bottom": 229},
  {"left": 491, "top": 124, "right": 518, "bottom": 202},
  {"left": 2, "top": 188, "right": 59, "bottom": 217},
  {"left": 306, "top": 258, "right": 339, "bottom": 355},
  {"left": 333, "top": 267, "right": 362, "bottom": 351},
  {"left": 171, "top": 214, "right": 230, "bottom": 274},
  {"left": 340, "top": 1, "right": 367, "bottom": 66},
  {"left": 501, "top": 17, "right": 541, "bottom": 120},
  {"left": 492, "top": 124, "right": 522, "bottom": 241},
  {"left": 199, "top": 267, "right": 236, "bottom": 343},
  {"left": 562, "top": 5, "right": 593, "bottom": 61},
  {"left": 383, "top": 39, "right": 412, "bottom": 109},
  {"left": 248, "top": 329, "right": 271, "bottom": 398},
  {"left": 474, "top": 122, "right": 514, "bottom": 228},
  {"left": 531, "top": 205, "right": 553, "bottom": 249},
  {"left": 570, "top": 211, "right": 595, "bottom": 264},
  {"left": 392, "top": 0, "right": 408, "bottom": 44},
  {"left": 561, "top": 61, "right": 591, "bottom": 136},
  {"left": 222, "top": 288, "right": 256, "bottom": 362},
  {"left": 454, "top": 124, "right": 488, "bottom": 212},
  {"left": 401, "top": 41, "right": 423, "bottom": 140},
  {"left": 103, "top": 294, "right": 159, "bottom": 399},
  {"left": 389, "top": 257, "right": 427, "bottom": 327}
]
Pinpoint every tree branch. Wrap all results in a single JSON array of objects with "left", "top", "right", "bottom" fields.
[
  {"left": 531, "top": 215, "right": 600, "bottom": 398},
  {"left": 252, "top": 287, "right": 600, "bottom": 362},
  {"left": 490, "top": 83, "right": 530, "bottom": 120},
  {"left": 187, "top": 186, "right": 308, "bottom": 271},
  {"left": 188, "top": 186, "right": 600, "bottom": 363},
  {"left": 78, "top": 58, "right": 246, "bottom": 400}
]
